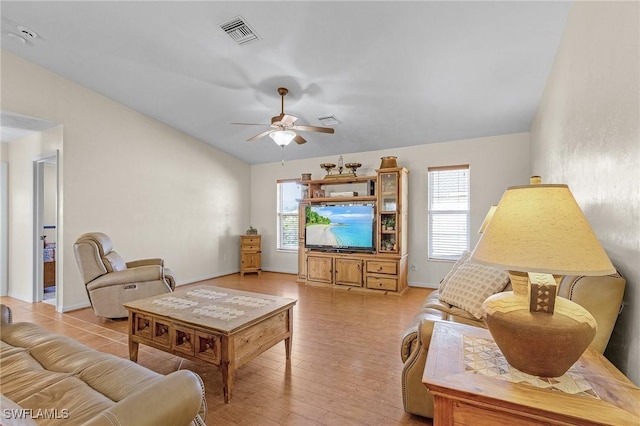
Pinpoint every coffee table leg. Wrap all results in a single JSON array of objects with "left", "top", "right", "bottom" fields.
[
  {"left": 129, "top": 340, "right": 139, "bottom": 362},
  {"left": 221, "top": 360, "right": 235, "bottom": 403},
  {"left": 285, "top": 307, "right": 293, "bottom": 360},
  {"left": 127, "top": 312, "right": 139, "bottom": 362},
  {"left": 221, "top": 336, "right": 235, "bottom": 403}
]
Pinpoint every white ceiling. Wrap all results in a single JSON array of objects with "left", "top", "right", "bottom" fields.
[{"left": 0, "top": 1, "right": 572, "bottom": 164}]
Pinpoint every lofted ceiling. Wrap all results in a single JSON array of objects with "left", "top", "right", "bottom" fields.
[{"left": 1, "top": 1, "right": 572, "bottom": 164}]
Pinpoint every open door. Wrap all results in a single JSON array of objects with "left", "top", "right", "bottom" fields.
[{"left": 33, "top": 152, "right": 58, "bottom": 306}]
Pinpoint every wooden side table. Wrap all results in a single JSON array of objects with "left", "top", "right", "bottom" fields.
[
  {"left": 240, "top": 234, "right": 261, "bottom": 276},
  {"left": 423, "top": 322, "right": 640, "bottom": 425}
]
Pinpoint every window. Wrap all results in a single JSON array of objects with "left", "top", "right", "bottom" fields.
[
  {"left": 277, "top": 179, "right": 302, "bottom": 250},
  {"left": 428, "top": 165, "right": 470, "bottom": 260}
]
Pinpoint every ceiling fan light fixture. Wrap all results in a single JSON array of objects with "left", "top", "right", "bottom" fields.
[{"left": 269, "top": 130, "right": 296, "bottom": 147}]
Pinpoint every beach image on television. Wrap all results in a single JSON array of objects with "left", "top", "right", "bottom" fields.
[{"left": 305, "top": 204, "right": 374, "bottom": 250}]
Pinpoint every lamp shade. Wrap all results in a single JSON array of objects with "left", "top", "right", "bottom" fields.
[
  {"left": 471, "top": 184, "right": 615, "bottom": 276},
  {"left": 478, "top": 205, "right": 497, "bottom": 234},
  {"left": 269, "top": 130, "right": 296, "bottom": 146}
]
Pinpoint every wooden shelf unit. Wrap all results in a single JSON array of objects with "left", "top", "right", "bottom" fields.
[{"left": 297, "top": 168, "right": 409, "bottom": 294}]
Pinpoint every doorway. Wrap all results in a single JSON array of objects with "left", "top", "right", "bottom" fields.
[{"left": 33, "top": 152, "right": 58, "bottom": 307}]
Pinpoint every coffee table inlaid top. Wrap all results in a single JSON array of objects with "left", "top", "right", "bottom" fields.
[{"left": 123, "top": 285, "right": 297, "bottom": 334}]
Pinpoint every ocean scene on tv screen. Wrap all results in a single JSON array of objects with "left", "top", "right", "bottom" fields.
[{"left": 306, "top": 205, "right": 374, "bottom": 248}]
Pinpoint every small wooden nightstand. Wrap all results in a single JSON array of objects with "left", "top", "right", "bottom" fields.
[
  {"left": 423, "top": 322, "right": 640, "bottom": 426},
  {"left": 240, "top": 235, "right": 261, "bottom": 277}
]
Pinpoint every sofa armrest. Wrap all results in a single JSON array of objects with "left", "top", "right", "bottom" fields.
[
  {"left": 400, "top": 290, "right": 446, "bottom": 362},
  {"left": 1, "top": 304, "right": 12, "bottom": 326},
  {"left": 401, "top": 307, "right": 450, "bottom": 361},
  {"left": 557, "top": 273, "right": 626, "bottom": 353},
  {"left": 400, "top": 317, "right": 442, "bottom": 419},
  {"left": 126, "top": 258, "right": 164, "bottom": 268},
  {"left": 86, "top": 265, "right": 164, "bottom": 291},
  {"left": 81, "top": 371, "right": 205, "bottom": 426}
]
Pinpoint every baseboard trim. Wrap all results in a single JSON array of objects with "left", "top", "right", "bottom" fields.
[
  {"left": 176, "top": 270, "right": 240, "bottom": 286},
  {"left": 60, "top": 301, "right": 92, "bottom": 313},
  {"left": 408, "top": 281, "right": 438, "bottom": 289}
]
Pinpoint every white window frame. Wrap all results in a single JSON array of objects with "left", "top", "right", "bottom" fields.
[
  {"left": 427, "top": 165, "right": 470, "bottom": 261},
  {"left": 276, "top": 179, "right": 302, "bottom": 251}
]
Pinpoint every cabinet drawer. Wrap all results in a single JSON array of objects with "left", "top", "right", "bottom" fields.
[
  {"left": 241, "top": 236, "right": 261, "bottom": 246},
  {"left": 132, "top": 313, "right": 152, "bottom": 340},
  {"left": 195, "top": 331, "right": 221, "bottom": 365},
  {"left": 173, "top": 325, "right": 195, "bottom": 356},
  {"left": 241, "top": 245, "right": 260, "bottom": 252},
  {"left": 152, "top": 318, "right": 172, "bottom": 348},
  {"left": 366, "top": 260, "right": 398, "bottom": 275},
  {"left": 367, "top": 276, "right": 397, "bottom": 291}
]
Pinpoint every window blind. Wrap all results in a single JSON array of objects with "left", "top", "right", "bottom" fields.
[
  {"left": 428, "top": 165, "right": 470, "bottom": 260},
  {"left": 276, "top": 180, "right": 301, "bottom": 250}
]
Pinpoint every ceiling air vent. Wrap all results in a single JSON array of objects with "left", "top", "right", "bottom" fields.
[
  {"left": 317, "top": 115, "right": 340, "bottom": 126},
  {"left": 220, "top": 16, "right": 260, "bottom": 46}
]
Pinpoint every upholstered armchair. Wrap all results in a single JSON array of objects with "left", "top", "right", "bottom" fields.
[{"left": 74, "top": 232, "right": 176, "bottom": 318}]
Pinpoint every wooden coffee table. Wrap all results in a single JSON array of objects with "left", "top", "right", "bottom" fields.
[{"left": 123, "top": 285, "right": 297, "bottom": 402}]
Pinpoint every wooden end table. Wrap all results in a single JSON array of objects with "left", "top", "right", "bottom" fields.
[
  {"left": 124, "top": 285, "right": 296, "bottom": 402},
  {"left": 423, "top": 322, "right": 640, "bottom": 425}
]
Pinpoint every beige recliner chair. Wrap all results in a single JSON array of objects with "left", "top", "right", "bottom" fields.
[{"left": 74, "top": 232, "right": 176, "bottom": 318}]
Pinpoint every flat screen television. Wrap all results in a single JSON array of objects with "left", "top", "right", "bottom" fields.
[{"left": 305, "top": 203, "right": 375, "bottom": 253}]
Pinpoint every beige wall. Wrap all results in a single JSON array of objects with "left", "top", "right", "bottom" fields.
[
  {"left": 6, "top": 128, "right": 62, "bottom": 302},
  {"left": 530, "top": 1, "right": 639, "bottom": 384},
  {"left": 1, "top": 50, "right": 251, "bottom": 312},
  {"left": 251, "top": 132, "right": 530, "bottom": 286},
  {"left": 1, "top": 144, "right": 8, "bottom": 296}
]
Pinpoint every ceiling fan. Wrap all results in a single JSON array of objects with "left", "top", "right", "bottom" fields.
[{"left": 232, "top": 87, "right": 335, "bottom": 146}]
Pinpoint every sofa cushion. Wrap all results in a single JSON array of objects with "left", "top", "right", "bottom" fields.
[
  {"left": 1, "top": 394, "right": 37, "bottom": 426},
  {"left": 438, "top": 250, "right": 471, "bottom": 293},
  {"left": 0, "top": 309, "right": 206, "bottom": 426},
  {"left": 438, "top": 260, "right": 509, "bottom": 320}
]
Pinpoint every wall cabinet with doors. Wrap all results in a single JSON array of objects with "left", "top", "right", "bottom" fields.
[{"left": 297, "top": 167, "right": 409, "bottom": 294}]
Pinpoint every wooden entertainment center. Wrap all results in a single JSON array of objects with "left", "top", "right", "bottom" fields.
[{"left": 297, "top": 167, "right": 409, "bottom": 294}]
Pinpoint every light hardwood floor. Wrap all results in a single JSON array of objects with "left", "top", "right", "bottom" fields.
[{"left": 0, "top": 272, "right": 433, "bottom": 426}]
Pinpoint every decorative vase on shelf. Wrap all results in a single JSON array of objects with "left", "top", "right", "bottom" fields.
[{"left": 380, "top": 156, "right": 398, "bottom": 169}]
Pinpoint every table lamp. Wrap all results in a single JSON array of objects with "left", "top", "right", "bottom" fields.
[
  {"left": 471, "top": 178, "right": 615, "bottom": 377},
  {"left": 478, "top": 205, "right": 497, "bottom": 234}
]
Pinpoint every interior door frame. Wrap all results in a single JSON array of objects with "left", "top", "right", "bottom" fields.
[
  {"left": 33, "top": 151, "right": 59, "bottom": 305},
  {"left": 0, "top": 161, "right": 7, "bottom": 297}
]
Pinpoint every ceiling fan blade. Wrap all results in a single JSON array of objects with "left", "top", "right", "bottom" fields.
[
  {"left": 292, "top": 125, "right": 335, "bottom": 134},
  {"left": 281, "top": 114, "right": 298, "bottom": 126},
  {"left": 247, "top": 128, "right": 275, "bottom": 142},
  {"left": 294, "top": 134, "right": 307, "bottom": 145}
]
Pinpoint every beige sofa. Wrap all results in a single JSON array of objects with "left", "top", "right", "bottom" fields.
[
  {"left": 400, "top": 261, "right": 626, "bottom": 419},
  {"left": 0, "top": 305, "right": 206, "bottom": 426}
]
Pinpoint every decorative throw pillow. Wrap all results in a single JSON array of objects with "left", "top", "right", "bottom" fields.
[
  {"left": 438, "top": 250, "right": 471, "bottom": 293},
  {"left": 438, "top": 260, "right": 509, "bottom": 320}
]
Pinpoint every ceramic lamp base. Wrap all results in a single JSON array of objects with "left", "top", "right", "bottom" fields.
[{"left": 482, "top": 291, "right": 597, "bottom": 377}]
